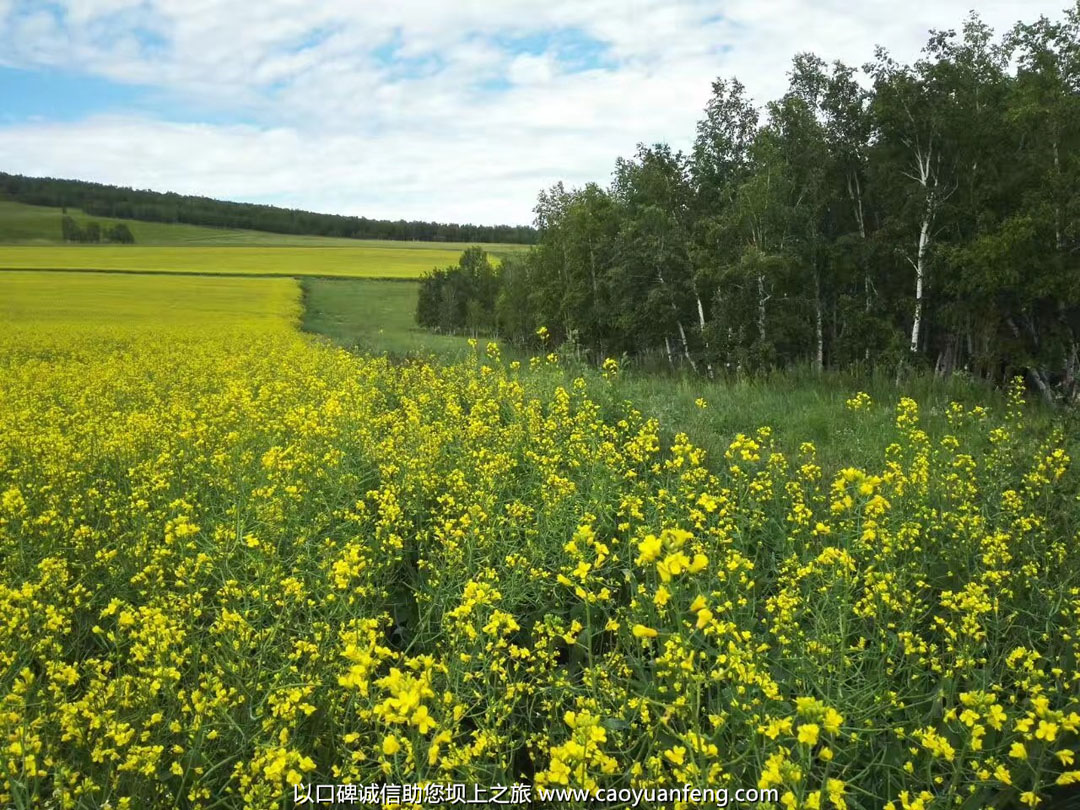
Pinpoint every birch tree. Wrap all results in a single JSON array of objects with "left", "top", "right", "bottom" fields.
[
  {"left": 691, "top": 78, "right": 759, "bottom": 371},
  {"left": 869, "top": 47, "right": 956, "bottom": 357}
]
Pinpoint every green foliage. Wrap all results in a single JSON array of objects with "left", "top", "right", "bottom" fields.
[
  {"left": 106, "top": 223, "right": 135, "bottom": 244},
  {"left": 303, "top": 278, "right": 473, "bottom": 358},
  {"left": 422, "top": 6, "right": 1080, "bottom": 402},
  {"left": 60, "top": 215, "right": 81, "bottom": 243},
  {"left": 416, "top": 247, "right": 500, "bottom": 334},
  {"left": 58, "top": 216, "right": 133, "bottom": 244}
]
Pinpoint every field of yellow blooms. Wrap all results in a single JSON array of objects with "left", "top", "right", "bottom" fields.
[{"left": 2, "top": 273, "right": 1079, "bottom": 809}]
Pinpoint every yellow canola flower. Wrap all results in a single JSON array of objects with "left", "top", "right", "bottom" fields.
[
  {"left": 637, "top": 535, "right": 663, "bottom": 565},
  {"left": 1035, "top": 720, "right": 1059, "bottom": 742},
  {"left": 798, "top": 724, "right": 821, "bottom": 746},
  {"left": 664, "top": 746, "right": 687, "bottom": 766},
  {"left": 823, "top": 708, "right": 844, "bottom": 735},
  {"left": 0, "top": 283, "right": 1076, "bottom": 810}
]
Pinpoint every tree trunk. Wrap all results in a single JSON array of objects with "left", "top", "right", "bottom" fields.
[
  {"left": 814, "top": 271, "right": 824, "bottom": 373},
  {"left": 695, "top": 293, "right": 713, "bottom": 378},
  {"left": 1054, "top": 136, "right": 1063, "bottom": 252},
  {"left": 757, "top": 271, "right": 767, "bottom": 346},
  {"left": 1064, "top": 341, "right": 1078, "bottom": 402},
  {"left": 903, "top": 141, "right": 944, "bottom": 357},
  {"left": 1006, "top": 316, "right": 1055, "bottom": 406},
  {"left": 909, "top": 207, "right": 931, "bottom": 354},
  {"left": 1027, "top": 367, "right": 1054, "bottom": 406},
  {"left": 935, "top": 335, "right": 957, "bottom": 378},
  {"left": 848, "top": 172, "right": 872, "bottom": 363},
  {"left": 676, "top": 320, "right": 697, "bottom": 373},
  {"left": 655, "top": 257, "right": 696, "bottom": 374}
]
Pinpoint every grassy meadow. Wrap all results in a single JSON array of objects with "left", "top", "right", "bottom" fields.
[
  {"left": 301, "top": 277, "right": 474, "bottom": 357},
  {"left": 1, "top": 270, "right": 1079, "bottom": 809}
]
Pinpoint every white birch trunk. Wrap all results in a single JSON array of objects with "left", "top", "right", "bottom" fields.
[
  {"left": 909, "top": 210, "right": 930, "bottom": 354},
  {"left": 676, "top": 320, "right": 697, "bottom": 373},
  {"left": 695, "top": 293, "right": 713, "bottom": 378},
  {"left": 904, "top": 144, "right": 936, "bottom": 355}
]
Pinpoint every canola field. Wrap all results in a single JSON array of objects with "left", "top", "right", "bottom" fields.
[
  {"left": 1, "top": 272, "right": 1079, "bottom": 809},
  {"left": 0, "top": 245, "right": 483, "bottom": 279},
  {"left": 0, "top": 270, "right": 301, "bottom": 327}
]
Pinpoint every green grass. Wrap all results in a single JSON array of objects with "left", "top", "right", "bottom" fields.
[
  {"left": 0, "top": 200, "right": 532, "bottom": 257},
  {"left": 300, "top": 278, "right": 1057, "bottom": 474},
  {"left": 593, "top": 366, "right": 1031, "bottom": 473},
  {"left": 0, "top": 270, "right": 300, "bottom": 328},
  {"left": 301, "top": 277, "right": 474, "bottom": 357}
]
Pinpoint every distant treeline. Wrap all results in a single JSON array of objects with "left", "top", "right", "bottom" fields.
[
  {"left": 419, "top": 7, "right": 1080, "bottom": 402},
  {"left": 0, "top": 173, "right": 537, "bottom": 244},
  {"left": 61, "top": 216, "right": 134, "bottom": 244}
]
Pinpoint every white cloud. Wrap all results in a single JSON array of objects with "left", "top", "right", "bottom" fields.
[
  {"left": 0, "top": 0, "right": 1072, "bottom": 224},
  {"left": 508, "top": 53, "right": 556, "bottom": 86}
]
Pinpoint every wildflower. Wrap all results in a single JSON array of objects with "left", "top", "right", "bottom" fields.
[
  {"left": 798, "top": 724, "right": 821, "bottom": 746},
  {"left": 823, "top": 708, "right": 844, "bottom": 735},
  {"left": 695, "top": 608, "right": 713, "bottom": 630},
  {"left": 1035, "top": 721, "right": 1059, "bottom": 742},
  {"left": 665, "top": 746, "right": 687, "bottom": 766},
  {"left": 827, "top": 779, "right": 847, "bottom": 810},
  {"left": 636, "top": 535, "right": 662, "bottom": 565}
]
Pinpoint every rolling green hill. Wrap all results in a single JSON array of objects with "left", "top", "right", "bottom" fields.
[
  {"left": 0, "top": 199, "right": 531, "bottom": 278},
  {"left": 1, "top": 171, "right": 537, "bottom": 243},
  {"left": 0, "top": 200, "right": 531, "bottom": 254}
]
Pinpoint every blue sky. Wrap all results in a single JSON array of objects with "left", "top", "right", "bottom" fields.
[
  {"left": 1, "top": 68, "right": 144, "bottom": 123},
  {"left": 0, "top": 0, "right": 1070, "bottom": 224}
]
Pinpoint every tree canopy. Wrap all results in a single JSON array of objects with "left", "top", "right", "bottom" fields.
[{"left": 427, "top": 5, "right": 1080, "bottom": 401}]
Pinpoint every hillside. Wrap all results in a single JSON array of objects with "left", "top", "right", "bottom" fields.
[
  {"left": 0, "top": 200, "right": 530, "bottom": 254},
  {"left": 0, "top": 172, "right": 538, "bottom": 244}
]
